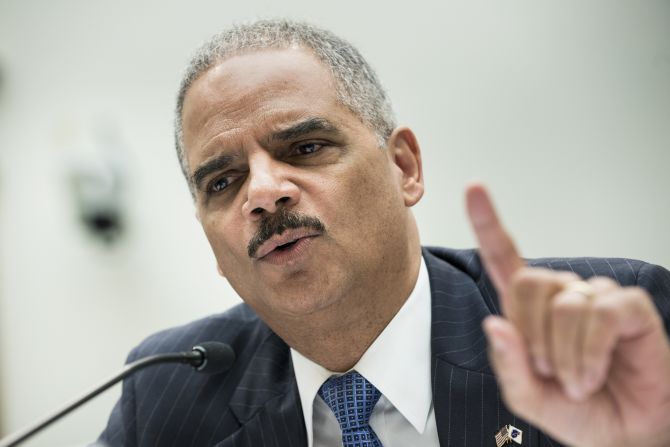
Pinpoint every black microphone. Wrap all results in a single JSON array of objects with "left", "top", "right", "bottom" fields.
[{"left": 0, "top": 342, "right": 235, "bottom": 447}]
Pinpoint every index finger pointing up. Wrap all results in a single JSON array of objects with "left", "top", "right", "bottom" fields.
[{"left": 465, "top": 183, "right": 525, "bottom": 309}]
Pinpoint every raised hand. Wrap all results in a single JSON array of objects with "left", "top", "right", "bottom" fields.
[{"left": 465, "top": 183, "right": 670, "bottom": 447}]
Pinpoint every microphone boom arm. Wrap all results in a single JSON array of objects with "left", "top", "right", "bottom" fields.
[{"left": 0, "top": 350, "right": 203, "bottom": 447}]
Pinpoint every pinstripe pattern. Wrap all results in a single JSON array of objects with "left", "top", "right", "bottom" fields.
[{"left": 97, "top": 247, "right": 670, "bottom": 446}]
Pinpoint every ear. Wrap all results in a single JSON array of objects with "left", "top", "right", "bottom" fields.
[{"left": 387, "top": 127, "right": 424, "bottom": 206}]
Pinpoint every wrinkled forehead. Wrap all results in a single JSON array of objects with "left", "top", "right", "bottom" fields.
[{"left": 180, "top": 48, "right": 350, "bottom": 164}]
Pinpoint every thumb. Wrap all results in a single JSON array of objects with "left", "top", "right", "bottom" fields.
[{"left": 482, "top": 316, "right": 544, "bottom": 418}]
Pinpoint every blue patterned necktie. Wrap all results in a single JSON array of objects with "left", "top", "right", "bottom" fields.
[{"left": 318, "top": 371, "right": 384, "bottom": 447}]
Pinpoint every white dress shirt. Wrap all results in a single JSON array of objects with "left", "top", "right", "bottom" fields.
[{"left": 291, "top": 256, "right": 439, "bottom": 447}]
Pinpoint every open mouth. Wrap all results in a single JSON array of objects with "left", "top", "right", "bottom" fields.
[
  {"left": 253, "top": 232, "right": 322, "bottom": 265},
  {"left": 275, "top": 238, "right": 300, "bottom": 251},
  {"left": 274, "top": 239, "right": 300, "bottom": 251},
  {"left": 253, "top": 227, "right": 322, "bottom": 260}
]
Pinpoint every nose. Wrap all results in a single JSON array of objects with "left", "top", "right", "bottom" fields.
[{"left": 241, "top": 152, "right": 300, "bottom": 220}]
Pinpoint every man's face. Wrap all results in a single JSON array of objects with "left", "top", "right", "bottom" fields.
[{"left": 181, "top": 48, "right": 421, "bottom": 324}]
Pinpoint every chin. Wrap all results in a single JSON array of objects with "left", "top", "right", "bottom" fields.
[
  {"left": 252, "top": 281, "right": 341, "bottom": 319},
  {"left": 275, "top": 290, "right": 337, "bottom": 317},
  {"left": 233, "top": 265, "right": 348, "bottom": 318}
]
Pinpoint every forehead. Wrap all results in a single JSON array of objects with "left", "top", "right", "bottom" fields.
[{"left": 180, "top": 48, "right": 347, "bottom": 166}]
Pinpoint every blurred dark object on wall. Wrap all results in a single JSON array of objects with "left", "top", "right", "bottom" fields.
[{"left": 67, "top": 119, "right": 130, "bottom": 246}]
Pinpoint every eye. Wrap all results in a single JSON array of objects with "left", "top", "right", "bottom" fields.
[
  {"left": 294, "top": 142, "right": 323, "bottom": 155},
  {"left": 209, "top": 176, "right": 232, "bottom": 193}
]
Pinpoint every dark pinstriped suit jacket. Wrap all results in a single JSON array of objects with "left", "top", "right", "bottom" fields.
[{"left": 98, "top": 247, "right": 670, "bottom": 447}]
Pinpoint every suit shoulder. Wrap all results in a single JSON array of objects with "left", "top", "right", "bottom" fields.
[
  {"left": 423, "top": 246, "right": 664, "bottom": 287},
  {"left": 127, "top": 303, "right": 269, "bottom": 362},
  {"left": 527, "top": 256, "right": 652, "bottom": 286}
]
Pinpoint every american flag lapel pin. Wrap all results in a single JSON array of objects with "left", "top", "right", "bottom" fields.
[{"left": 495, "top": 424, "right": 523, "bottom": 446}]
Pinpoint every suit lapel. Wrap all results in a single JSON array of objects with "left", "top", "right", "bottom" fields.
[
  {"left": 425, "top": 247, "right": 537, "bottom": 446},
  {"left": 215, "top": 331, "right": 307, "bottom": 447}
]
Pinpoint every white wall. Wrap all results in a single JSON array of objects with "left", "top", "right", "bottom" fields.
[{"left": 0, "top": 1, "right": 668, "bottom": 445}]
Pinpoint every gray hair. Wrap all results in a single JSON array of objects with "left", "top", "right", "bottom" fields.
[{"left": 174, "top": 19, "right": 397, "bottom": 193}]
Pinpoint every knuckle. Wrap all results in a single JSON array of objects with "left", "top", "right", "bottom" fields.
[
  {"left": 511, "top": 268, "right": 556, "bottom": 299},
  {"left": 604, "top": 287, "right": 652, "bottom": 317},
  {"left": 591, "top": 299, "right": 618, "bottom": 324},
  {"left": 556, "top": 271, "right": 581, "bottom": 283},
  {"left": 511, "top": 268, "right": 539, "bottom": 289},
  {"left": 621, "top": 287, "right": 660, "bottom": 322},
  {"left": 625, "top": 286, "right": 651, "bottom": 301},
  {"left": 588, "top": 276, "right": 619, "bottom": 292},
  {"left": 552, "top": 295, "right": 587, "bottom": 321}
]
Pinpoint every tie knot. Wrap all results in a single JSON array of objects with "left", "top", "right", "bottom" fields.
[{"left": 318, "top": 371, "right": 381, "bottom": 432}]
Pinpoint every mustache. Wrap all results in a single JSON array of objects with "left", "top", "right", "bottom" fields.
[{"left": 247, "top": 208, "right": 325, "bottom": 258}]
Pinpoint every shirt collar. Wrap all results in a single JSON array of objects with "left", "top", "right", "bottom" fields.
[{"left": 291, "top": 256, "right": 432, "bottom": 445}]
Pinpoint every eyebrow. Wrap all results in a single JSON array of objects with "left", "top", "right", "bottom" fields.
[
  {"left": 190, "top": 118, "right": 340, "bottom": 192},
  {"left": 269, "top": 117, "right": 340, "bottom": 143},
  {"left": 190, "top": 153, "right": 235, "bottom": 192}
]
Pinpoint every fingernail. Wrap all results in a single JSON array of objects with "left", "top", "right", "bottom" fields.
[
  {"left": 566, "top": 383, "right": 585, "bottom": 401},
  {"left": 534, "top": 357, "right": 553, "bottom": 377},
  {"left": 582, "top": 371, "right": 600, "bottom": 392}
]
